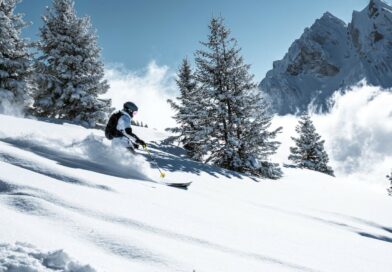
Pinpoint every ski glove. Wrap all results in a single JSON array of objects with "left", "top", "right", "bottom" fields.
[{"left": 136, "top": 139, "right": 147, "bottom": 148}]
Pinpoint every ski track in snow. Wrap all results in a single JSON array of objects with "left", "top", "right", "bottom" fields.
[
  {"left": 0, "top": 152, "right": 112, "bottom": 191},
  {"left": 1, "top": 151, "right": 391, "bottom": 271},
  {"left": 244, "top": 198, "right": 392, "bottom": 242},
  {"left": 0, "top": 178, "right": 169, "bottom": 267},
  {"left": 0, "top": 165, "right": 319, "bottom": 272},
  {"left": 0, "top": 114, "right": 391, "bottom": 272},
  {"left": 0, "top": 147, "right": 321, "bottom": 271},
  {"left": 0, "top": 137, "right": 150, "bottom": 182}
]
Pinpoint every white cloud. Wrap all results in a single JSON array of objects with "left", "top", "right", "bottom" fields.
[
  {"left": 315, "top": 85, "right": 392, "bottom": 185},
  {"left": 102, "top": 61, "right": 177, "bottom": 131},
  {"left": 273, "top": 84, "right": 392, "bottom": 186}
]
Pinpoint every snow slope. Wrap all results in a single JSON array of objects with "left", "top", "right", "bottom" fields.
[{"left": 0, "top": 114, "right": 391, "bottom": 272}]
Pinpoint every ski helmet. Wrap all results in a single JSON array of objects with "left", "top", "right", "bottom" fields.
[{"left": 123, "top": 101, "right": 138, "bottom": 115}]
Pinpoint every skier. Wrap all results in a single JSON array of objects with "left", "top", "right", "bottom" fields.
[{"left": 105, "top": 101, "right": 147, "bottom": 153}]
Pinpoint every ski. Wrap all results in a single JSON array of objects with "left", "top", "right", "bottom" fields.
[
  {"left": 152, "top": 180, "right": 193, "bottom": 189},
  {"left": 164, "top": 181, "right": 192, "bottom": 189}
]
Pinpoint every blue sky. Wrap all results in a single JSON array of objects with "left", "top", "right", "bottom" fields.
[{"left": 17, "top": 0, "right": 373, "bottom": 81}]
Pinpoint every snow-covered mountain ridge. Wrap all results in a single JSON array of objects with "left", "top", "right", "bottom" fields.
[
  {"left": 259, "top": 0, "right": 392, "bottom": 114},
  {"left": 0, "top": 114, "right": 391, "bottom": 271}
]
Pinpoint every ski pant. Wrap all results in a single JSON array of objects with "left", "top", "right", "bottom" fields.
[{"left": 111, "top": 136, "right": 136, "bottom": 153}]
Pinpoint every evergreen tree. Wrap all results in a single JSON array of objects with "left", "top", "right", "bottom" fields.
[
  {"left": 192, "top": 17, "right": 282, "bottom": 178},
  {"left": 289, "top": 114, "right": 334, "bottom": 176},
  {"left": 387, "top": 171, "right": 392, "bottom": 196},
  {"left": 33, "top": 0, "right": 112, "bottom": 127},
  {"left": 167, "top": 58, "right": 202, "bottom": 159},
  {"left": 0, "top": 0, "right": 33, "bottom": 113},
  {"left": 235, "top": 94, "right": 283, "bottom": 179}
]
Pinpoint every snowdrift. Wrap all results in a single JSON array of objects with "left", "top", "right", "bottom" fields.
[
  {"left": 0, "top": 114, "right": 391, "bottom": 272},
  {"left": 0, "top": 242, "right": 96, "bottom": 272}
]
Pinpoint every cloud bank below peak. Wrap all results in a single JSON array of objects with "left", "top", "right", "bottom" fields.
[
  {"left": 102, "top": 61, "right": 177, "bottom": 131},
  {"left": 273, "top": 83, "right": 392, "bottom": 186}
]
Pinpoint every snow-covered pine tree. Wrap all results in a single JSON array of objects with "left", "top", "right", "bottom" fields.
[
  {"left": 193, "top": 17, "right": 282, "bottom": 178},
  {"left": 33, "top": 0, "right": 112, "bottom": 127},
  {"left": 0, "top": 0, "right": 33, "bottom": 114},
  {"left": 387, "top": 171, "right": 392, "bottom": 196},
  {"left": 289, "top": 114, "right": 334, "bottom": 176},
  {"left": 234, "top": 91, "right": 283, "bottom": 179},
  {"left": 167, "top": 58, "right": 203, "bottom": 159}
]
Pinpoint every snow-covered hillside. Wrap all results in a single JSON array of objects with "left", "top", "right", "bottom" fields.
[
  {"left": 259, "top": 0, "right": 392, "bottom": 114},
  {"left": 0, "top": 113, "right": 391, "bottom": 272}
]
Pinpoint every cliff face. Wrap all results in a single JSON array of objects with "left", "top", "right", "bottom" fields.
[
  {"left": 260, "top": 0, "right": 392, "bottom": 114},
  {"left": 349, "top": 0, "right": 392, "bottom": 87}
]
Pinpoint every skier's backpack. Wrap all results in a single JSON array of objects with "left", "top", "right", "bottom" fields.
[{"left": 105, "top": 111, "right": 123, "bottom": 140}]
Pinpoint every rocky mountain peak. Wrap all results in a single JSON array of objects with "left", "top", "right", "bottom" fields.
[
  {"left": 259, "top": 0, "right": 392, "bottom": 115},
  {"left": 319, "top": 11, "right": 344, "bottom": 24},
  {"left": 367, "top": 0, "right": 391, "bottom": 18}
]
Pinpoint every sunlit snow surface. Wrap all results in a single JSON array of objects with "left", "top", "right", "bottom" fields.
[{"left": 0, "top": 111, "right": 391, "bottom": 272}]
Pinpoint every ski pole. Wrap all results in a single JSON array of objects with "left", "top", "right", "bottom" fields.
[{"left": 143, "top": 145, "right": 166, "bottom": 179}]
